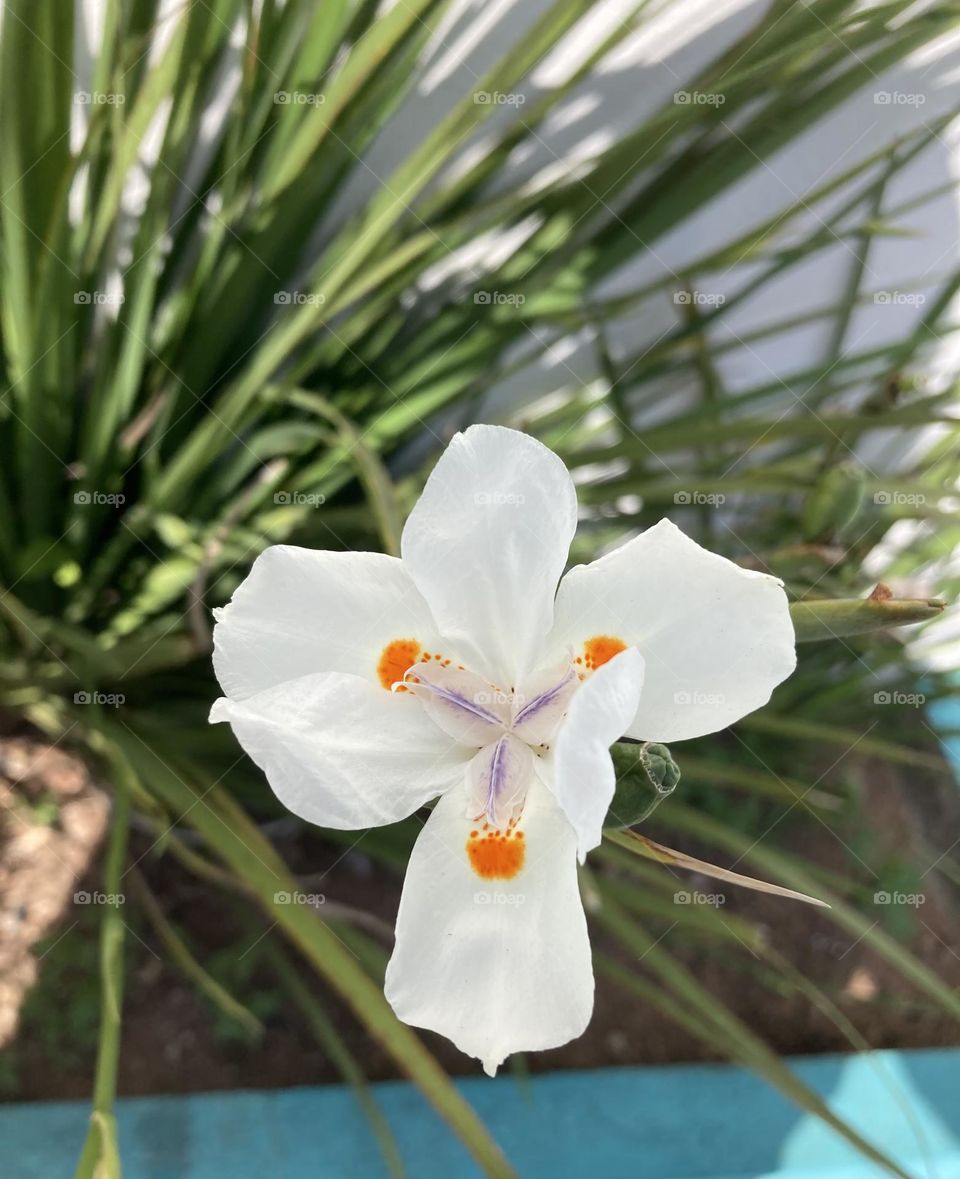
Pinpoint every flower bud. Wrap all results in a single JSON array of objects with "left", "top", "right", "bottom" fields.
[{"left": 605, "top": 741, "right": 680, "bottom": 829}]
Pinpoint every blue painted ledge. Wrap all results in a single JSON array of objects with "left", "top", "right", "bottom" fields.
[
  {"left": 930, "top": 691, "right": 960, "bottom": 779},
  {"left": 4, "top": 1048, "right": 959, "bottom": 1178}
]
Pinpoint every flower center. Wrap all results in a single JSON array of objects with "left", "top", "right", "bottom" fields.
[{"left": 399, "top": 659, "right": 579, "bottom": 832}]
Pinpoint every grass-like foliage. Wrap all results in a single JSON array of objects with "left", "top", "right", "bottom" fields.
[{"left": 0, "top": 2, "right": 957, "bottom": 1176}]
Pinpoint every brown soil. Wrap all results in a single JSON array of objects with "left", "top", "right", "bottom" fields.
[{"left": 0, "top": 736, "right": 109, "bottom": 1051}]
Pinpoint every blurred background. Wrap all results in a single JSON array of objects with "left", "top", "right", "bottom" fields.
[{"left": 1, "top": 0, "right": 959, "bottom": 1175}]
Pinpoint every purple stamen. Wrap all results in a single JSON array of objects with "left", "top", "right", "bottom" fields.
[
  {"left": 406, "top": 675, "right": 502, "bottom": 726},
  {"left": 513, "top": 667, "right": 576, "bottom": 727},
  {"left": 485, "top": 737, "right": 510, "bottom": 822}
]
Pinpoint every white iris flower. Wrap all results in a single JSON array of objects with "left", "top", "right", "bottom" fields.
[{"left": 210, "top": 425, "right": 796, "bottom": 1075}]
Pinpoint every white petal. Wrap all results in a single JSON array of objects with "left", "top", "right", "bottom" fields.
[
  {"left": 465, "top": 735, "right": 535, "bottom": 828},
  {"left": 210, "top": 673, "right": 466, "bottom": 829},
  {"left": 400, "top": 425, "right": 577, "bottom": 686},
  {"left": 212, "top": 546, "right": 443, "bottom": 700},
  {"left": 385, "top": 775, "right": 593, "bottom": 1076},
  {"left": 550, "top": 519, "right": 796, "bottom": 742},
  {"left": 545, "top": 647, "right": 644, "bottom": 862},
  {"left": 402, "top": 662, "right": 510, "bottom": 746}
]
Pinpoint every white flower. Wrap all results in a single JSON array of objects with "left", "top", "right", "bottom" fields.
[{"left": 210, "top": 425, "right": 795, "bottom": 1075}]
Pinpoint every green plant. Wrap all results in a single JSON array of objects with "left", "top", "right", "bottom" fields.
[{"left": 0, "top": 2, "right": 957, "bottom": 1177}]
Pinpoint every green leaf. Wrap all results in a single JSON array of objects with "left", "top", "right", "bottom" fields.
[
  {"left": 603, "top": 828, "right": 828, "bottom": 908},
  {"left": 75, "top": 753, "right": 131, "bottom": 1179}
]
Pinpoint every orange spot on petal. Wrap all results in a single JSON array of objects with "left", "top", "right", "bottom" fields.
[
  {"left": 377, "top": 639, "right": 422, "bottom": 690},
  {"left": 583, "top": 634, "right": 627, "bottom": 671},
  {"left": 467, "top": 828, "right": 525, "bottom": 879}
]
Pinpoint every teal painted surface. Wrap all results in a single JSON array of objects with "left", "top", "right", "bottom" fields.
[
  {"left": 4, "top": 1049, "right": 959, "bottom": 1178},
  {"left": 930, "top": 692, "right": 960, "bottom": 780}
]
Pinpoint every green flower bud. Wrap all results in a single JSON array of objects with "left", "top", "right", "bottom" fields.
[
  {"left": 605, "top": 741, "right": 680, "bottom": 830},
  {"left": 639, "top": 742, "right": 681, "bottom": 792}
]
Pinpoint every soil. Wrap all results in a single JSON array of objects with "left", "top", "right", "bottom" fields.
[
  {"left": 0, "top": 736, "right": 109, "bottom": 1052},
  {"left": 2, "top": 728, "right": 959, "bottom": 1102}
]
